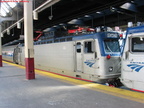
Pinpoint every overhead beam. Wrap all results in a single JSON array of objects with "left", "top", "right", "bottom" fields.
[
  {"left": 1, "top": 0, "right": 61, "bottom": 35},
  {"left": 34, "top": 0, "right": 60, "bottom": 13},
  {"left": 2, "top": 18, "right": 23, "bottom": 34}
]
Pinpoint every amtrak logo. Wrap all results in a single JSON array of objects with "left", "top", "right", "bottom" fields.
[
  {"left": 127, "top": 64, "right": 144, "bottom": 72},
  {"left": 84, "top": 60, "right": 96, "bottom": 67}
]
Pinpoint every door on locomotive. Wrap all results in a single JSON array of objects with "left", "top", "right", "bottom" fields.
[
  {"left": 75, "top": 39, "right": 95, "bottom": 73},
  {"left": 121, "top": 31, "right": 144, "bottom": 92}
]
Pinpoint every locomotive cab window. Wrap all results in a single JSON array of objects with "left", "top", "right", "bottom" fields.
[
  {"left": 76, "top": 42, "right": 81, "bottom": 53},
  {"left": 84, "top": 41, "right": 93, "bottom": 53},
  {"left": 104, "top": 39, "right": 120, "bottom": 53},
  {"left": 131, "top": 37, "right": 144, "bottom": 52}
]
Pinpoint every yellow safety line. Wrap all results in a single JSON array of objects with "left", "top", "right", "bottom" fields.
[{"left": 3, "top": 61, "right": 144, "bottom": 103}]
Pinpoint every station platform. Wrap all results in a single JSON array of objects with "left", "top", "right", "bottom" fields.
[{"left": 0, "top": 61, "right": 144, "bottom": 108}]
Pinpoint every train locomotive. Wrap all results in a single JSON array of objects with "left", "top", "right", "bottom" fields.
[
  {"left": 2, "top": 30, "right": 122, "bottom": 84},
  {"left": 121, "top": 25, "right": 144, "bottom": 92}
]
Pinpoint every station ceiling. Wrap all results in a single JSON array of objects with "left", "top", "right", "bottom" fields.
[{"left": 1, "top": 0, "right": 144, "bottom": 45}]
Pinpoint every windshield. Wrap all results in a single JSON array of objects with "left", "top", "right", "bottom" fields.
[
  {"left": 104, "top": 39, "right": 120, "bottom": 53},
  {"left": 132, "top": 37, "right": 144, "bottom": 52}
]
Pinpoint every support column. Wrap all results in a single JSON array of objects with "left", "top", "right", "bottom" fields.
[
  {"left": 24, "top": 0, "right": 35, "bottom": 79},
  {"left": 0, "top": 25, "right": 2, "bottom": 67}
]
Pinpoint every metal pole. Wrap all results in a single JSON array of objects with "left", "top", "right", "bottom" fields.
[
  {"left": 0, "top": 25, "right": 2, "bottom": 67},
  {"left": 0, "top": 0, "right": 2, "bottom": 67},
  {"left": 24, "top": 0, "right": 35, "bottom": 79}
]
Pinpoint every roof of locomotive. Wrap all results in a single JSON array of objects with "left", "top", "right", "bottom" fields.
[
  {"left": 126, "top": 25, "right": 144, "bottom": 34},
  {"left": 72, "top": 31, "right": 120, "bottom": 41}
]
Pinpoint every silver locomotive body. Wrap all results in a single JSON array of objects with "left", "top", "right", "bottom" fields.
[{"left": 2, "top": 32, "right": 121, "bottom": 83}]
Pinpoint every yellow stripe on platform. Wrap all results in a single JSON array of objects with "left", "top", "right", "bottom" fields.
[{"left": 3, "top": 61, "right": 144, "bottom": 103}]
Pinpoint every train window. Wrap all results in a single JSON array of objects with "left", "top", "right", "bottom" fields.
[
  {"left": 76, "top": 42, "right": 81, "bottom": 53},
  {"left": 67, "top": 37, "right": 72, "bottom": 41},
  {"left": 60, "top": 38, "right": 65, "bottom": 42},
  {"left": 104, "top": 39, "right": 120, "bottom": 53},
  {"left": 131, "top": 37, "right": 144, "bottom": 52},
  {"left": 84, "top": 41, "right": 93, "bottom": 53}
]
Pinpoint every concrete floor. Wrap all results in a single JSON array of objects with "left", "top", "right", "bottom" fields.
[{"left": 0, "top": 62, "right": 144, "bottom": 108}]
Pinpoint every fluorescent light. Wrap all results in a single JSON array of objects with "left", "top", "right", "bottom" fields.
[
  {"left": 33, "top": 11, "right": 38, "bottom": 20},
  {"left": 17, "top": 22, "right": 21, "bottom": 29},
  {"left": 7, "top": 29, "right": 10, "bottom": 35}
]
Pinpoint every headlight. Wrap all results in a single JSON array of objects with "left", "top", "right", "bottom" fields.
[{"left": 109, "top": 67, "right": 113, "bottom": 72}]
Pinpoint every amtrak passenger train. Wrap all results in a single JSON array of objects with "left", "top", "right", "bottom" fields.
[{"left": 2, "top": 29, "right": 122, "bottom": 85}]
